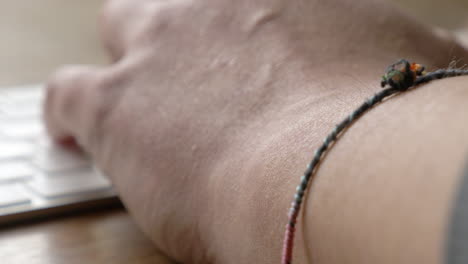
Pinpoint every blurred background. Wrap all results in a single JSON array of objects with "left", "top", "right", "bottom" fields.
[
  {"left": 0, "top": 0, "right": 467, "bottom": 87},
  {"left": 0, "top": 0, "right": 107, "bottom": 86}
]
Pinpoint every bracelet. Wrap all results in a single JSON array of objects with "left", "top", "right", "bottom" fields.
[{"left": 281, "top": 59, "right": 468, "bottom": 264}]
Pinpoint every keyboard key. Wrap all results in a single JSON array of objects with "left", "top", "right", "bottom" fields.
[
  {"left": 0, "top": 161, "right": 33, "bottom": 182},
  {"left": 0, "top": 103, "right": 41, "bottom": 118},
  {"left": 33, "top": 145, "right": 90, "bottom": 173},
  {"left": 0, "top": 120, "right": 44, "bottom": 139},
  {"left": 0, "top": 141, "right": 34, "bottom": 160},
  {"left": 0, "top": 85, "right": 118, "bottom": 222},
  {"left": 27, "top": 170, "right": 111, "bottom": 198},
  {"left": 0, "top": 184, "right": 31, "bottom": 207},
  {"left": 2, "top": 87, "right": 44, "bottom": 103}
]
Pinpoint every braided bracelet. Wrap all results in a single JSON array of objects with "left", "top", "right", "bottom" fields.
[{"left": 281, "top": 59, "right": 468, "bottom": 264}]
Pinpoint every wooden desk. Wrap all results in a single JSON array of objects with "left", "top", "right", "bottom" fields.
[{"left": 0, "top": 208, "right": 172, "bottom": 264}]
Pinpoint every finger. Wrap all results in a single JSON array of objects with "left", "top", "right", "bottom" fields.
[
  {"left": 44, "top": 65, "right": 112, "bottom": 150},
  {"left": 99, "top": 0, "right": 149, "bottom": 61}
]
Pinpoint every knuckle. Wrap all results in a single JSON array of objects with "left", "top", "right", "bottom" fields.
[
  {"left": 90, "top": 76, "right": 116, "bottom": 125},
  {"left": 134, "top": 1, "right": 192, "bottom": 40},
  {"left": 136, "top": 3, "right": 173, "bottom": 38},
  {"left": 84, "top": 68, "right": 127, "bottom": 146},
  {"left": 100, "top": 0, "right": 127, "bottom": 22}
]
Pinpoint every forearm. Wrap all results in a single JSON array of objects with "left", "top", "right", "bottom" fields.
[
  {"left": 302, "top": 76, "right": 468, "bottom": 263},
  {"left": 208, "top": 73, "right": 468, "bottom": 263}
]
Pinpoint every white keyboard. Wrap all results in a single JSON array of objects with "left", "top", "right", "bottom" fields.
[{"left": 0, "top": 84, "right": 118, "bottom": 225}]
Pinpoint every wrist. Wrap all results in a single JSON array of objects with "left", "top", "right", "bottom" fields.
[
  {"left": 201, "top": 62, "right": 381, "bottom": 262},
  {"left": 204, "top": 71, "right": 468, "bottom": 263}
]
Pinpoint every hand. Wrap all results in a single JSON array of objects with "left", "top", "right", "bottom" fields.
[{"left": 44, "top": 0, "right": 468, "bottom": 263}]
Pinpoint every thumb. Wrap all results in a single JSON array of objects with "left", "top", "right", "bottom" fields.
[{"left": 44, "top": 65, "right": 118, "bottom": 151}]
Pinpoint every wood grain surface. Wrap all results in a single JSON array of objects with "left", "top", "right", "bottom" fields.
[{"left": 0, "top": 209, "right": 173, "bottom": 264}]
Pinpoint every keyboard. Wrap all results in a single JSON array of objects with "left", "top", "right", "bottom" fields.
[{"left": 0, "top": 84, "right": 118, "bottom": 225}]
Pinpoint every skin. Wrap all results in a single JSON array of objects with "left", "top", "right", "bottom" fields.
[{"left": 44, "top": 0, "right": 468, "bottom": 263}]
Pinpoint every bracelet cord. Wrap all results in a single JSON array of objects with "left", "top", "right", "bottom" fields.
[{"left": 281, "top": 60, "right": 468, "bottom": 264}]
